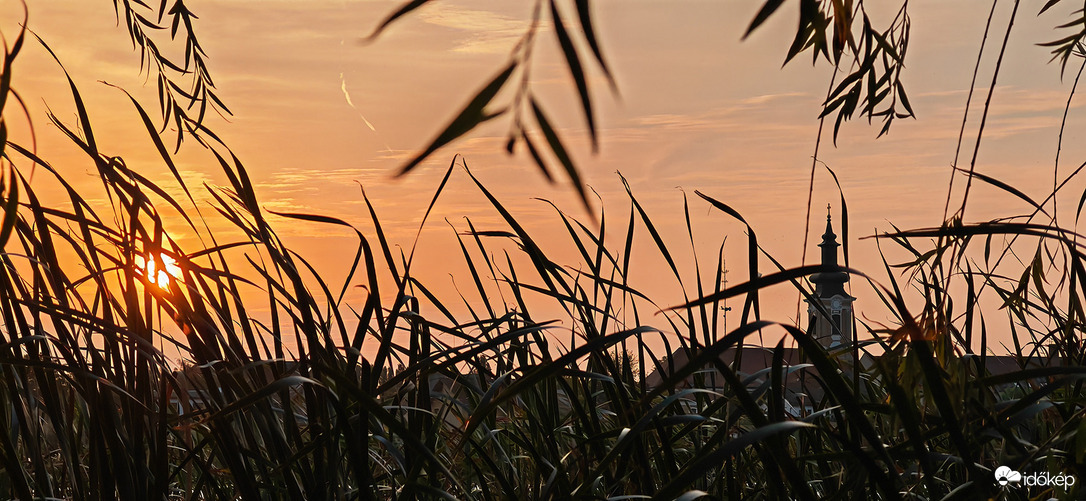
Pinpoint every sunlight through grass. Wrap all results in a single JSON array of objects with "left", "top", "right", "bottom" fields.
[
  {"left": 136, "top": 253, "right": 182, "bottom": 289},
  {"left": 0, "top": 2, "right": 1084, "bottom": 500}
]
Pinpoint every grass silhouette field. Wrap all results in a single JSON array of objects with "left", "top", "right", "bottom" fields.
[{"left": 0, "top": 1, "right": 1084, "bottom": 499}]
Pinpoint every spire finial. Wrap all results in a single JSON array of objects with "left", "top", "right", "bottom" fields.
[{"left": 823, "top": 203, "right": 834, "bottom": 238}]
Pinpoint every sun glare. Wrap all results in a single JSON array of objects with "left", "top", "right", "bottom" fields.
[{"left": 137, "top": 254, "right": 182, "bottom": 288}]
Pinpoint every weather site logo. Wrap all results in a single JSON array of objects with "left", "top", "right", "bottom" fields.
[
  {"left": 995, "top": 466, "right": 1022, "bottom": 486},
  {"left": 995, "top": 465, "right": 1076, "bottom": 490}
]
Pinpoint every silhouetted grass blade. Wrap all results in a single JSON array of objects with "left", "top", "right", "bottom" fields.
[{"left": 398, "top": 63, "right": 516, "bottom": 176}]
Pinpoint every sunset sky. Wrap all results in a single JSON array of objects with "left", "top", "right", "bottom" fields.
[{"left": 8, "top": 0, "right": 1086, "bottom": 354}]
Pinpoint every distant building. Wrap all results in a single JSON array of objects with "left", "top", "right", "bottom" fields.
[
  {"left": 644, "top": 211, "right": 853, "bottom": 407},
  {"left": 644, "top": 210, "right": 1057, "bottom": 417},
  {"left": 805, "top": 213, "right": 854, "bottom": 351}
]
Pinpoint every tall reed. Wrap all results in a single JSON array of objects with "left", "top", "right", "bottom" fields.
[{"left": 0, "top": 9, "right": 1082, "bottom": 501}]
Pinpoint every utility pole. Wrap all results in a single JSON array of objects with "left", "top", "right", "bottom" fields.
[{"left": 720, "top": 266, "right": 732, "bottom": 338}]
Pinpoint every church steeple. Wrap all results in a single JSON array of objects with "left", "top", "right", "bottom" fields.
[
  {"left": 819, "top": 210, "right": 839, "bottom": 268},
  {"left": 806, "top": 206, "right": 854, "bottom": 351},
  {"left": 810, "top": 208, "right": 849, "bottom": 299}
]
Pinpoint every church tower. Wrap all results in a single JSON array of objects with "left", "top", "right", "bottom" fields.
[{"left": 806, "top": 210, "right": 854, "bottom": 351}]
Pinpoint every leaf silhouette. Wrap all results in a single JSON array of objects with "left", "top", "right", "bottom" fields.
[{"left": 397, "top": 62, "right": 517, "bottom": 176}]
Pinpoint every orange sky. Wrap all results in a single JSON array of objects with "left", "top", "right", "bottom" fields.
[{"left": 7, "top": 0, "right": 1086, "bottom": 356}]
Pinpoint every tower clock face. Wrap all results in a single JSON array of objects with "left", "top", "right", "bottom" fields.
[{"left": 831, "top": 298, "right": 842, "bottom": 310}]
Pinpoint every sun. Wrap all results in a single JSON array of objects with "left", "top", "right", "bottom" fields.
[{"left": 137, "top": 254, "right": 182, "bottom": 288}]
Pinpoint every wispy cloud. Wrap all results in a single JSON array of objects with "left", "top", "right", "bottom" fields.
[
  {"left": 739, "top": 92, "right": 810, "bottom": 106},
  {"left": 417, "top": 4, "right": 529, "bottom": 54}
]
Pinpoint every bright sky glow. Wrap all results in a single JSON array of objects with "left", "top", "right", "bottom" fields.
[
  {"left": 9, "top": 0, "right": 1086, "bottom": 353},
  {"left": 138, "top": 254, "right": 182, "bottom": 290}
]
